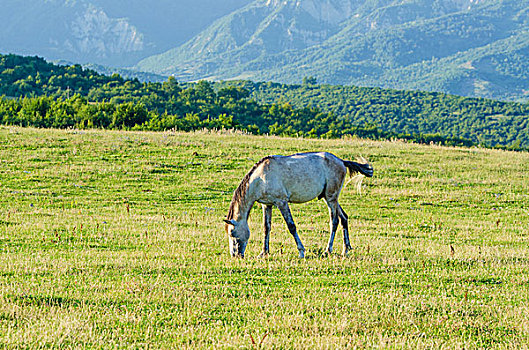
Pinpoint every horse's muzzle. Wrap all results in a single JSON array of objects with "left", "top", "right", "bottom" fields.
[{"left": 229, "top": 239, "right": 247, "bottom": 258}]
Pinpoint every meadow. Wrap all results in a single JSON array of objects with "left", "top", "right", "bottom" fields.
[{"left": 0, "top": 126, "right": 528, "bottom": 348}]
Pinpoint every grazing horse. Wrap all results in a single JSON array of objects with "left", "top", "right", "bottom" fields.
[{"left": 224, "top": 152, "right": 373, "bottom": 258}]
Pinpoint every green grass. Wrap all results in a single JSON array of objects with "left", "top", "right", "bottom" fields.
[{"left": 0, "top": 126, "right": 528, "bottom": 348}]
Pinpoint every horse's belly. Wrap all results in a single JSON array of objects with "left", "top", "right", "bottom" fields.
[
  {"left": 289, "top": 193, "right": 319, "bottom": 203},
  {"left": 287, "top": 181, "right": 324, "bottom": 203}
]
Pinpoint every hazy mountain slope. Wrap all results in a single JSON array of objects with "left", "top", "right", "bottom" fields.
[
  {"left": 82, "top": 63, "right": 168, "bottom": 82},
  {"left": 136, "top": 0, "right": 490, "bottom": 75},
  {"left": 369, "top": 31, "right": 529, "bottom": 101},
  {"left": 137, "top": 0, "right": 529, "bottom": 101},
  {"left": 136, "top": 0, "right": 413, "bottom": 77},
  {"left": 0, "top": 0, "right": 146, "bottom": 67},
  {"left": 259, "top": 0, "right": 529, "bottom": 99},
  {"left": 0, "top": 0, "right": 251, "bottom": 67},
  {"left": 88, "top": 0, "right": 253, "bottom": 56}
]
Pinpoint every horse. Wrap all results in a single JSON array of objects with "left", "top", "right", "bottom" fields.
[{"left": 224, "top": 152, "right": 373, "bottom": 258}]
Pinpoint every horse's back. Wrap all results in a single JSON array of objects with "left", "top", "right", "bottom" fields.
[
  {"left": 277, "top": 152, "right": 346, "bottom": 175},
  {"left": 255, "top": 152, "right": 347, "bottom": 204}
]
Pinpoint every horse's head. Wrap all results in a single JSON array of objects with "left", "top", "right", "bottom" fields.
[{"left": 224, "top": 219, "right": 250, "bottom": 257}]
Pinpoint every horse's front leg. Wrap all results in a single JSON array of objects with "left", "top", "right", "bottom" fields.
[
  {"left": 258, "top": 204, "right": 273, "bottom": 258},
  {"left": 276, "top": 201, "right": 305, "bottom": 258}
]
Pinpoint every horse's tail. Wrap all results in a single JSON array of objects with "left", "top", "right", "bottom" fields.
[
  {"left": 342, "top": 158, "right": 373, "bottom": 194},
  {"left": 343, "top": 158, "right": 373, "bottom": 178}
]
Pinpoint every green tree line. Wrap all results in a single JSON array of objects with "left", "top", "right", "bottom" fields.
[
  {"left": 1, "top": 53, "right": 527, "bottom": 149},
  {"left": 0, "top": 94, "right": 477, "bottom": 148},
  {"left": 215, "top": 80, "right": 529, "bottom": 149}
]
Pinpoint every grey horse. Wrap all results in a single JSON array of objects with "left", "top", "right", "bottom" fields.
[{"left": 224, "top": 152, "right": 373, "bottom": 258}]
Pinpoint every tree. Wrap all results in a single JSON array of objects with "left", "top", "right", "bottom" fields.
[
  {"left": 302, "top": 76, "right": 317, "bottom": 86},
  {"left": 111, "top": 102, "right": 149, "bottom": 129},
  {"left": 163, "top": 76, "right": 181, "bottom": 97}
]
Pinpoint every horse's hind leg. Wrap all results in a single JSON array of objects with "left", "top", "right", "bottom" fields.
[
  {"left": 276, "top": 201, "right": 305, "bottom": 258},
  {"left": 338, "top": 204, "right": 352, "bottom": 255},
  {"left": 325, "top": 200, "right": 339, "bottom": 254},
  {"left": 259, "top": 204, "right": 273, "bottom": 258}
]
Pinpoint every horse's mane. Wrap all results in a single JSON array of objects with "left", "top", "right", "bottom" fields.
[{"left": 227, "top": 156, "right": 273, "bottom": 220}]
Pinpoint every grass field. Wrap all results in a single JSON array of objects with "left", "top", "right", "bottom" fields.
[{"left": 0, "top": 126, "right": 528, "bottom": 348}]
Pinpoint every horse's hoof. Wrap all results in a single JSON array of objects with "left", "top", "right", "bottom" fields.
[
  {"left": 299, "top": 250, "right": 306, "bottom": 259},
  {"left": 257, "top": 252, "right": 269, "bottom": 259}
]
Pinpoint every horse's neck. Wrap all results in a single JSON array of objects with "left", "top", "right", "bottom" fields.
[{"left": 231, "top": 185, "right": 257, "bottom": 223}]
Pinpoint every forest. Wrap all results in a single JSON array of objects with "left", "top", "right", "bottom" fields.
[
  {"left": 216, "top": 80, "right": 529, "bottom": 149},
  {"left": 1, "top": 54, "right": 528, "bottom": 149}
]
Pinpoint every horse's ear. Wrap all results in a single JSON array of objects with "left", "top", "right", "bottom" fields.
[{"left": 224, "top": 219, "right": 237, "bottom": 226}]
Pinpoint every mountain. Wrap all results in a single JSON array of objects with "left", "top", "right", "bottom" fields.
[
  {"left": 82, "top": 63, "right": 168, "bottom": 82},
  {"left": 136, "top": 0, "right": 529, "bottom": 101},
  {"left": 0, "top": 0, "right": 252, "bottom": 67}
]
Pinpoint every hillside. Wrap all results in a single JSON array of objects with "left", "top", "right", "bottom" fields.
[
  {"left": 0, "top": 0, "right": 251, "bottom": 67},
  {"left": 1, "top": 54, "right": 529, "bottom": 148},
  {"left": 6, "top": 0, "right": 529, "bottom": 101},
  {"left": 82, "top": 63, "right": 167, "bottom": 83},
  {"left": 1, "top": 127, "right": 529, "bottom": 347},
  {"left": 137, "top": 0, "right": 529, "bottom": 102},
  {"left": 214, "top": 80, "right": 529, "bottom": 148}
]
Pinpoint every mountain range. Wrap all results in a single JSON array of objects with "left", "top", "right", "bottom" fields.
[
  {"left": 2, "top": 0, "right": 529, "bottom": 101},
  {"left": 0, "top": 0, "right": 251, "bottom": 67},
  {"left": 136, "top": 0, "right": 529, "bottom": 101}
]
